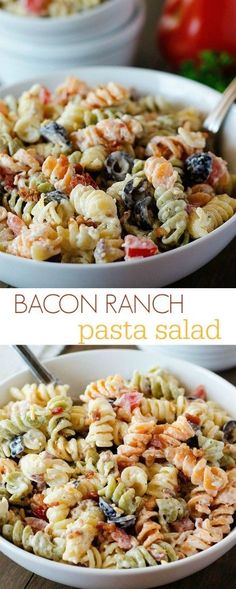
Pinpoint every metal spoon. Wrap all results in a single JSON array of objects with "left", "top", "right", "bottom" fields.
[
  {"left": 12, "top": 345, "right": 62, "bottom": 386},
  {"left": 203, "top": 77, "right": 236, "bottom": 150}
]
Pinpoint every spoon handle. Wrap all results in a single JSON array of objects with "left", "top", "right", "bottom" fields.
[
  {"left": 203, "top": 77, "right": 236, "bottom": 134},
  {"left": 12, "top": 345, "right": 60, "bottom": 385}
]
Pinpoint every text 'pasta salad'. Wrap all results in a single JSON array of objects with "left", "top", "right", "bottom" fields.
[
  {"left": 0, "top": 77, "right": 235, "bottom": 264},
  {"left": 0, "top": 367, "right": 235, "bottom": 568}
]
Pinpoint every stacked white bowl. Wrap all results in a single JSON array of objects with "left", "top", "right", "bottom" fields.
[
  {"left": 0, "top": 0, "right": 145, "bottom": 84},
  {"left": 138, "top": 345, "right": 236, "bottom": 371}
]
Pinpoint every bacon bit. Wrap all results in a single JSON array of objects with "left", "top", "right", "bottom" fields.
[
  {"left": 25, "top": 517, "right": 47, "bottom": 531},
  {"left": 0, "top": 101, "right": 9, "bottom": 117},
  {"left": 1, "top": 172, "right": 15, "bottom": 189},
  {"left": 7, "top": 212, "right": 26, "bottom": 235},
  {"left": 19, "top": 187, "right": 40, "bottom": 202},
  {"left": 140, "top": 496, "right": 157, "bottom": 511},
  {"left": 91, "top": 410, "right": 101, "bottom": 421},
  {"left": 97, "top": 522, "right": 132, "bottom": 550},
  {"left": 154, "top": 227, "right": 168, "bottom": 238},
  {"left": 187, "top": 193, "right": 213, "bottom": 207},
  {"left": 171, "top": 517, "right": 195, "bottom": 532},
  {"left": 111, "top": 527, "right": 133, "bottom": 550},
  {"left": 85, "top": 471, "right": 97, "bottom": 480},
  {"left": 73, "top": 173, "right": 98, "bottom": 190},
  {"left": 117, "top": 456, "right": 138, "bottom": 471},
  {"left": 185, "top": 413, "right": 201, "bottom": 425},
  {"left": 84, "top": 491, "right": 99, "bottom": 501},
  {"left": 191, "top": 385, "right": 207, "bottom": 400},
  {"left": 31, "top": 506, "right": 48, "bottom": 521},
  {"left": 149, "top": 436, "right": 163, "bottom": 449},
  {"left": 114, "top": 392, "right": 143, "bottom": 412},
  {"left": 30, "top": 494, "right": 48, "bottom": 521},
  {"left": 51, "top": 406, "right": 64, "bottom": 415},
  {"left": 76, "top": 215, "right": 98, "bottom": 229},
  {"left": 39, "top": 86, "right": 52, "bottom": 105}
]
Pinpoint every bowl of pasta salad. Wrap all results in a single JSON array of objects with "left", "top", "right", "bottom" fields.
[
  {"left": 0, "top": 349, "right": 235, "bottom": 587},
  {"left": 0, "top": 0, "right": 135, "bottom": 38},
  {"left": 0, "top": 66, "right": 235, "bottom": 287}
]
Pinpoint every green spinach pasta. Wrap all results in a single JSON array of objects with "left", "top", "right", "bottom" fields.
[
  {"left": 0, "top": 76, "right": 235, "bottom": 264},
  {"left": 0, "top": 367, "right": 235, "bottom": 568}
]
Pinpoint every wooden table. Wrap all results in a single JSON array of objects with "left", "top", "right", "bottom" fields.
[{"left": 0, "top": 344, "right": 235, "bottom": 588}]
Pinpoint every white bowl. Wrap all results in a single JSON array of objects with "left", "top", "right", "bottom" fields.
[
  {"left": 0, "top": 349, "right": 235, "bottom": 588},
  {"left": 138, "top": 345, "right": 236, "bottom": 371},
  {"left": 0, "top": 1, "right": 145, "bottom": 84},
  {"left": 0, "top": 67, "right": 236, "bottom": 287},
  {"left": 0, "top": 0, "right": 136, "bottom": 41}
]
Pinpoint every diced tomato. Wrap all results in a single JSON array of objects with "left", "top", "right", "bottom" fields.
[
  {"left": 24, "top": 0, "right": 49, "bottom": 14},
  {"left": 171, "top": 517, "right": 195, "bottom": 532},
  {"left": 51, "top": 407, "right": 64, "bottom": 415},
  {"left": 111, "top": 527, "right": 133, "bottom": 550},
  {"left": 39, "top": 86, "right": 52, "bottom": 105},
  {"left": 185, "top": 413, "right": 201, "bottom": 425},
  {"left": 124, "top": 235, "right": 158, "bottom": 260},
  {"left": 114, "top": 392, "right": 143, "bottom": 412},
  {"left": 191, "top": 385, "right": 207, "bottom": 400}
]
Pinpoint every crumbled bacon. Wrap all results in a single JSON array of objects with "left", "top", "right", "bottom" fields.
[
  {"left": 25, "top": 517, "right": 47, "bottom": 531},
  {"left": 114, "top": 392, "right": 143, "bottom": 413},
  {"left": 76, "top": 215, "right": 98, "bottom": 229},
  {"left": 19, "top": 187, "right": 40, "bottom": 202},
  {"left": 171, "top": 517, "right": 195, "bottom": 532},
  {"left": 73, "top": 172, "right": 98, "bottom": 190},
  {"left": 111, "top": 527, "right": 133, "bottom": 550}
]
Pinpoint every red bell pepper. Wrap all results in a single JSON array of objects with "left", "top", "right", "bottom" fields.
[{"left": 158, "top": 0, "right": 236, "bottom": 66}]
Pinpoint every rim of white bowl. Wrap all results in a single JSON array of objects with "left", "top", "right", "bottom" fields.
[
  {"left": 0, "top": 0, "right": 123, "bottom": 26},
  {"left": 0, "top": 66, "right": 235, "bottom": 269},
  {"left": 0, "top": 349, "right": 235, "bottom": 575}
]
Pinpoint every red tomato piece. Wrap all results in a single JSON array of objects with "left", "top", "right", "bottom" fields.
[
  {"left": 185, "top": 413, "right": 201, "bottom": 425},
  {"left": 24, "top": 0, "right": 48, "bottom": 14},
  {"left": 191, "top": 385, "right": 207, "bottom": 400},
  {"left": 51, "top": 406, "right": 64, "bottom": 415},
  {"left": 124, "top": 235, "right": 158, "bottom": 260}
]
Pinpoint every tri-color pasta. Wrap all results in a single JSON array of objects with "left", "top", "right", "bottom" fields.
[
  {"left": 0, "top": 77, "right": 235, "bottom": 264},
  {"left": 0, "top": 0, "right": 105, "bottom": 17},
  {"left": 0, "top": 367, "right": 235, "bottom": 568}
]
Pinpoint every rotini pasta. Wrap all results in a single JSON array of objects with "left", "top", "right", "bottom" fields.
[
  {"left": 0, "top": 76, "right": 234, "bottom": 264},
  {"left": 0, "top": 365, "right": 235, "bottom": 570}
]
